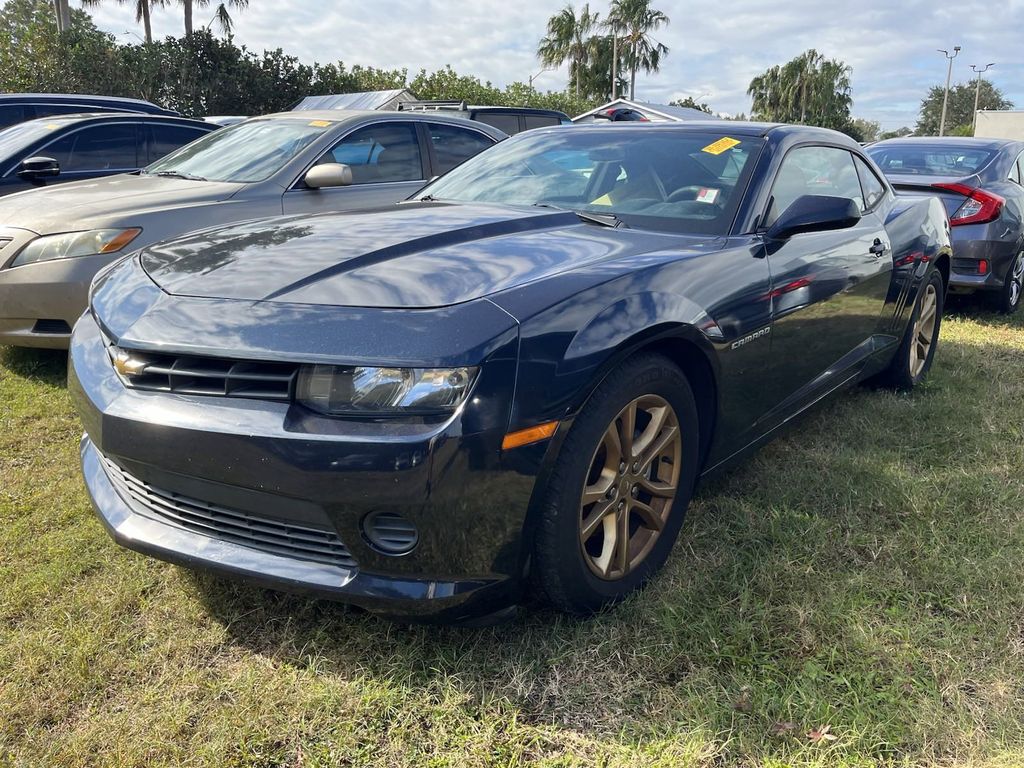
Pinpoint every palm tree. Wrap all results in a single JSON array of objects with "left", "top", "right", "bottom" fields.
[
  {"left": 52, "top": 0, "right": 71, "bottom": 33},
  {"left": 180, "top": 0, "right": 248, "bottom": 37},
  {"left": 608, "top": 0, "right": 669, "bottom": 100},
  {"left": 537, "top": 3, "right": 600, "bottom": 98},
  {"left": 80, "top": 0, "right": 166, "bottom": 43}
]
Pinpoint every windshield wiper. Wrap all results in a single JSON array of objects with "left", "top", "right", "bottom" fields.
[
  {"left": 574, "top": 210, "right": 630, "bottom": 229},
  {"left": 154, "top": 170, "right": 208, "bottom": 181}
]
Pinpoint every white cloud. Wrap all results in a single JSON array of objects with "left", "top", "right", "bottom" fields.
[{"left": 84, "top": 0, "right": 1024, "bottom": 129}]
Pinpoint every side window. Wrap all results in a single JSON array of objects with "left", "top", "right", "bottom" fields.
[
  {"left": 148, "top": 125, "right": 208, "bottom": 162},
  {"left": 0, "top": 105, "right": 32, "bottom": 129},
  {"left": 427, "top": 123, "right": 494, "bottom": 174},
  {"left": 1011, "top": 153, "right": 1024, "bottom": 185},
  {"left": 473, "top": 113, "right": 521, "bottom": 135},
  {"left": 320, "top": 122, "right": 423, "bottom": 184},
  {"left": 523, "top": 115, "right": 560, "bottom": 131},
  {"left": 41, "top": 124, "right": 138, "bottom": 172},
  {"left": 854, "top": 155, "right": 887, "bottom": 211},
  {"left": 767, "top": 145, "right": 863, "bottom": 225}
]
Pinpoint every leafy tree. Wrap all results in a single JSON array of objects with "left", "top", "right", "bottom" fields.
[
  {"left": 537, "top": 3, "right": 600, "bottom": 98},
  {"left": 669, "top": 96, "right": 711, "bottom": 114},
  {"left": 879, "top": 126, "right": 913, "bottom": 140},
  {"left": 607, "top": 0, "right": 668, "bottom": 99},
  {"left": 915, "top": 80, "right": 1013, "bottom": 136},
  {"left": 748, "top": 49, "right": 854, "bottom": 133},
  {"left": 849, "top": 117, "right": 880, "bottom": 142}
]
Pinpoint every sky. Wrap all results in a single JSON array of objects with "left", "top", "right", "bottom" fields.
[{"left": 84, "top": 0, "right": 1024, "bottom": 130}]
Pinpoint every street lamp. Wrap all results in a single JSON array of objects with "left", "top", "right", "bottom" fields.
[
  {"left": 937, "top": 46, "right": 961, "bottom": 137},
  {"left": 529, "top": 67, "right": 550, "bottom": 93},
  {"left": 971, "top": 63, "right": 995, "bottom": 134}
]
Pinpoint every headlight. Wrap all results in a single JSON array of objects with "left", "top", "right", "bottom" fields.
[
  {"left": 11, "top": 228, "right": 142, "bottom": 267},
  {"left": 296, "top": 365, "right": 477, "bottom": 415}
]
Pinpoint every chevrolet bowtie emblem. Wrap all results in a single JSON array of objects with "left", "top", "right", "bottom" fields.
[{"left": 113, "top": 349, "right": 149, "bottom": 377}]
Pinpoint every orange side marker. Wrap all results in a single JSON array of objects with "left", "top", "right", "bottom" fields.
[{"left": 502, "top": 421, "right": 559, "bottom": 450}]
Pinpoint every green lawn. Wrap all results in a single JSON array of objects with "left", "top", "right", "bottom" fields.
[{"left": 2, "top": 306, "right": 1024, "bottom": 767}]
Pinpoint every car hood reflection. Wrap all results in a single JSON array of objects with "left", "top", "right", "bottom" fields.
[{"left": 140, "top": 202, "right": 712, "bottom": 309}]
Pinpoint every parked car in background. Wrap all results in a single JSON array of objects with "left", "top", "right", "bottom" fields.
[
  {"left": 70, "top": 122, "right": 951, "bottom": 623},
  {"left": 396, "top": 100, "right": 570, "bottom": 134},
  {"left": 0, "top": 110, "right": 505, "bottom": 348},
  {"left": 868, "top": 137, "right": 1024, "bottom": 313},
  {"left": 0, "top": 113, "right": 215, "bottom": 196},
  {"left": 0, "top": 93, "right": 179, "bottom": 129}
]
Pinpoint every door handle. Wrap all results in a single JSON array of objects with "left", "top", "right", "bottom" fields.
[{"left": 869, "top": 239, "right": 889, "bottom": 257}]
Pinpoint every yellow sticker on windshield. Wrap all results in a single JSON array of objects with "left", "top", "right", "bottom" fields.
[
  {"left": 308, "top": 120, "right": 331, "bottom": 127},
  {"left": 702, "top": 137, "right": 741, "bottom": 155},
  {"left": 44, "top": 124, "right": 59, "bottom": 130}
]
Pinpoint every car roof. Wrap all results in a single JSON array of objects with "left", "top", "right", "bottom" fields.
[
  {"left": 870, "top": 135, "right": 1021, "bottom": 150},
  {"left": 0, "top": 93, "right": 176, "bottom": 114},
  {"left": 6, "top": 112, "right": 213, "bottom": 129},
  {"left": 251, "top": 109, "right": 509, "bottom": 134}
]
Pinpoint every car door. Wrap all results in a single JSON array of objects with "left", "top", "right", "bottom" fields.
[
  {"left": 28, "top": 122, "right": 140, "bottom": 187},
  {"left": 759, "top": 144, "right": 893, "bottom": 420},
  {"left": 282, "top": 121, "right": 429, "bottom": 215},
  {"left": 423, "top": 122, "right": 497, "bottom": 176}
]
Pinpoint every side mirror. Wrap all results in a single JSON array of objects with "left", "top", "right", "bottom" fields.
[
  {"left": 304, "top": 163, "right": 353, "bottom": 189},
  {"left": 18, "top": 156, "right": 60, "bottom": 180},
  {"left": 766, "top": 194, "right": 861, "bottom": 240}
]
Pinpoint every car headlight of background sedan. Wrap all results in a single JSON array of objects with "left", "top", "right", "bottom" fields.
[
  {"left": 296, "top": 365, "right": 477, "bottom": 415},
  {"left": 11, "top": 228, "right": 142, "bottom": 267}
]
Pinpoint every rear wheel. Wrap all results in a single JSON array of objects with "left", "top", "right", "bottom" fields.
[
  {"left": 531, "top": 353, "right": 700, "bottom": 615},
  {"left": 880, "top": 270, "right": 944, "bottom": 390},
  {"left": 994, "top": 251, "right": 1024, "bottom": 315}
]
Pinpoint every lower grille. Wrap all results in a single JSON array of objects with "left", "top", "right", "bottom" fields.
[
  {"left": 32, "top": 319, "right": 72, "bottom": 335},
  {"left": 102, "top": 456, "right": 357, "bottom": 569}
]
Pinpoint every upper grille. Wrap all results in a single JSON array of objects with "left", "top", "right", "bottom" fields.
[
  {"left": 108, "top": 346, "right": 299, "bottom": 401},
  {"left": 102, "top": 455, "right": 357, "bottom": 569}
]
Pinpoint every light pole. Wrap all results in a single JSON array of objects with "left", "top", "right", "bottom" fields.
[
  {"left": 529, "top": 68, "right": 550, "bottom": 93},
  {"left": 971, "top": 63, "right": 995, "bottom": 134},
  {"left": 937, "top": 46, "right": 961, "bottom": 137}
]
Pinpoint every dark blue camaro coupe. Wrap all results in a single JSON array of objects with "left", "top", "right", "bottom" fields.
[{"left": 70, "top": 123, "right": 952, "bottom": 623}]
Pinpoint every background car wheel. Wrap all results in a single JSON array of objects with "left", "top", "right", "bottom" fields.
[
  {"left": 994, "top": 251, "right": 1024, "bottom": 315},
  {"left": 531, "top": 353, "right": 700, "bottom": 615},
  {"left": 880, "top": 269, "right": 944, "bottom": 391}
]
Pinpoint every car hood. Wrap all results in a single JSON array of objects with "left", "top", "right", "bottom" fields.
[
  {"left": 141, "top": 202, "right": 709, "bottom": 308},
  {"left": 0, "top": 173, "right": 243, "bottom": 232}
]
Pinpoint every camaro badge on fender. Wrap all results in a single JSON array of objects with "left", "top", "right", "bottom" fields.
[{"left": 731, "top": 327, "right": 771, "bottom": 350}]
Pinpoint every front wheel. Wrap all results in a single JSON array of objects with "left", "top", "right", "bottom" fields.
[
  {"left": 994, "top": 251, "right": 1024, "bottom": 315},
  {"left": 880, "top": 269, "right": 944, "bottom": 390},
  {"left": 531, "top": 353, "right": 700, "bottom": 615}
]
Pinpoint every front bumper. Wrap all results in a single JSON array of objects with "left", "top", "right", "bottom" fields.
[
  {"left": 0, "top": 250, "right": 124, "bottom": 349},
  {"left": 70, "top": 306, "right": 539, "bottom": 622}
]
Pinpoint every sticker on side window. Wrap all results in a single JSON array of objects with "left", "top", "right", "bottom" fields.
[
  {"left": 696, "top": 188, "right": 720, "bottom": 204},
  {"left": 702, "top": 137, "right": 741, "bottom": 155}
]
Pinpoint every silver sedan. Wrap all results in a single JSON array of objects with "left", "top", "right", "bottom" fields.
[{"left": 0, "top": 110, "right": 505, "bottom": 348}]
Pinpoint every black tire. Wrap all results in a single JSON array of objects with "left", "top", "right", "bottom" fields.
[
  {"left": 993, "top": 250, "right": 1024, "bottom": 315},
  {"left": 880, "top": 269, "right": 945, "bottom": 391},
  {"left": 531, "top": 353, "right": 700, "bottom": 615}
]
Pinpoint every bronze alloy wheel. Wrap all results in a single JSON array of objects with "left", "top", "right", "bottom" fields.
[
  {"left": 910, "top": 282, "right": 939, "bottom": 379},
  {"left": 578, "top": 394, "right": 683, "bottom": 581}
]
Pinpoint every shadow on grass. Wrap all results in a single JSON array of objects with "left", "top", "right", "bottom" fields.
[
  {"left": 176, "top": 336, "right": 1024, "bottom": 755},
  {"left": 0, "top": 346, "right": 68, "bottom": 388}
]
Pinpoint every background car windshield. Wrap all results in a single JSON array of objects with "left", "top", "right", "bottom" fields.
[
  {"left": 0, "top": 119, "right": 75, "bottom": 161},
  {"left": 867, "top": 144, "right": 996, "bottom": 177},
  {"left": 421, "top": 129, "right": 762, "bottom": 235},
  {"left": 146, "top": 119, "right": 330, "bottom": 182}
]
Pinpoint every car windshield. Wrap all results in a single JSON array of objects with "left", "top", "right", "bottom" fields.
[
  {"left": 145, "top": 118, "right": 333, "bottom": 183},
  {"left": 867, "top": 143, "right": 996, "bottom": 177},
  {"left": 419, "top": 128, "right": 762, "bottom": 235},
  {"left": 0, "top": 118, "right": 76, "bottom": 159}
]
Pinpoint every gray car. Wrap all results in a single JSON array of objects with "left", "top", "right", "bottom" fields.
[
  {"left": 867, "top": 137, "right": 1024, "bottom": 313},
  {"left": 0, "top": 110, "right": 505, "bottom": 348}
]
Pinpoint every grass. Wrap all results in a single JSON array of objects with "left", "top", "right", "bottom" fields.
[{"left": 2, "top": 303, "right": 1024, "bottom": 767}]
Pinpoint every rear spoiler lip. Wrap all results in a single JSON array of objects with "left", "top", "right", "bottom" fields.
[{"left": 887, "top": 173, "right": 982, "bottom": 194}]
